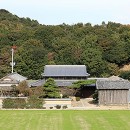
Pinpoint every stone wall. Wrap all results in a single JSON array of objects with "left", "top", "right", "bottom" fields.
[{"left": 44, "top": 98, "right": 72, "bottom": 108}]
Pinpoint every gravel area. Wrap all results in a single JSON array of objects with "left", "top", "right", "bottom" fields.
[
  {"left": 72, "top": 98, "right": 97, "bottom": 107},
  {"left": 71, "top": 98, "right": 130, "bottom": 110}
]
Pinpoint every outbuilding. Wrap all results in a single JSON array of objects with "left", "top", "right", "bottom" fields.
[
  {"left": 0, "top": 72, "right": 27, "bottom": 96},
  {"left": 96, "top": 76, "right": 130, "bottom": 105}
]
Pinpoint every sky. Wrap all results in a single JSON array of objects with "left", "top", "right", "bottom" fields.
[{"left": 0, "top": 0, "right": 130, "bottom": 25}]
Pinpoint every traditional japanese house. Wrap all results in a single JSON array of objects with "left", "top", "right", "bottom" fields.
[
  {"left": 31, "top": 65, "right": 90, "bottom": 87},
  {"left": 0, "top": 72, "right": 27, "bottom": 96}
]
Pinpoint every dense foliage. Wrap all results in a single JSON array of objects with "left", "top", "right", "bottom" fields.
[
  {"left": 68, "top": 80, "right": 96, "bottom": 96},
  {"left": 3, "top": 97, "right": 44, "bottom": 109},
  {"left": 26, "top": 96, "right": 43, "bottom": 109},
  {"left": 119, "top": 71, "right": 130, "bottom": 80},
  {"left": 69, "top": 80, "right": 96, "bottom": 89},
  {"left": 0, "top": 9, "right": 130, "bottom": 79},
  {"left": 3, "top": 98, "right": 26, "bottom": 109},
  {"left": 43, "top": 78, "right": 60, "bottom": 98}
]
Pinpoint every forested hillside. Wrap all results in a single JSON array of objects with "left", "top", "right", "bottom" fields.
[{"left": 0, "top": 9, "right": 130, "bottom": 79}]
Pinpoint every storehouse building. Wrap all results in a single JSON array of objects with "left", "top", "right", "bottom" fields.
[{"left": 96, "top": 76, "right": 130, "bottom": 105}]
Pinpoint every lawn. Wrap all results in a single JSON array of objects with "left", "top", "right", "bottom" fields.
[{"left": 0, "top": 110, "right": 130, "bottom": 130}]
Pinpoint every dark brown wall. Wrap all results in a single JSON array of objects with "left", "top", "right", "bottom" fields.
[
  {"left": 59, "top": 86, "right": 96, "bottom": 98},
  {"left": 77, "top": 86, "right": 96, "bottom": 98}
]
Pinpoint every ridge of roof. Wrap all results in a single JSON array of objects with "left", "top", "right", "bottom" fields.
[
  {"left": 45, "top": 65, "right": 86, "bottom": 67},
  {"left": 42, "top": 65, "right": 90, "bottom": 77}
]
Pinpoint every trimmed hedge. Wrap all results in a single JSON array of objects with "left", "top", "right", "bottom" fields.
[
  {"left": 26, "top": 96, "right": 43, "bottom": 109},
  {"left": 3, "top": 98, "right": 26, "bottom": 109},
  {"left": 3, "top": 97, "right": 44, "bottom": 109}
]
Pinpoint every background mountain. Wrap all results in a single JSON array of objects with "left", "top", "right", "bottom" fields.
[{"left": 0, "top": 9, "right": 130, "bottom": 79}]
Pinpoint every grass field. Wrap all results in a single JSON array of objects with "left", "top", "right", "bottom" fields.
[{"left": 0, "top": 110, "right": 130, "bottom": 130}]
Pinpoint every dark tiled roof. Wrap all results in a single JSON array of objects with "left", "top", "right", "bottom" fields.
[
  {"left": 96, "top": 80, "right": 130, "bottom": 89},
  {"left": 7, "top": 72, "right": 27, "bottom": 82},
  {"left": 42, "top": 65, "right": 90, "bottom": 77},
  {"left": 29, "top": 79, "right": 45, "bottom": 87}
]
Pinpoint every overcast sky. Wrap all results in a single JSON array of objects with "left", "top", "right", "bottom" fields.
[{"left": 0, "top": 0, "right": 130, "bottom": 25}]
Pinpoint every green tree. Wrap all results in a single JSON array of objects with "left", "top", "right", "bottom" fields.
[
  {"left": 80, "top": 35, "right": 107, "bottom": 76},
  {"left": 104, "top": 41, "right": 128, "bottom": 65},
  {"left": 1, "top": 9, "right": 130, "bottom": 79},
  {"left": 119, "top": 71, "right": 130, "bottom": 80},
  {"left": 14, "top": 39, "right": 47, "bottom": 79},
  {"left": 107, "top": 63, "right": 119, "bottom": 76},
  {"left": 69, "top": 80, "right": 96, "bottom": 96},
  {"left": 43, "top": 78, "right": 60, "bottom": 98}
]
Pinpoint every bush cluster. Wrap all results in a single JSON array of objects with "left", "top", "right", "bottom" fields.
[
  {"left": 93, "top": 90, "right": 98, "bottom": 102},
  {"left": 55, "top": 105, "right": 61, "bottom": 109},
  {"left": 76, "top": 97, "right": 80, "bottom": 101},
  {"left": 62, "top": 105, "right": 68, "bottom": 109},
  {"left": 119, "top": 71, "right": 130, "bottom": 80},
  {"left": 26, "top": 96, "right": 43, "bottom": 109},
  {"left": 2, "top": 98, "right": 26, "bottom": 109},
  {"left": 3, "top": 97, "right": 44, "bottom": 109}
]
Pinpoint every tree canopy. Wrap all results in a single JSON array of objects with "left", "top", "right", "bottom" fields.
[
  {"left": 43, "top": 78, "right": 60, "bottom": 98},
  {"left": 0, "top": 9, "right": 130, "bottom": 79}
]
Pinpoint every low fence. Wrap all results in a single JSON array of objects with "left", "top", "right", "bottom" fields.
[{"left": 44, "top": 98, "right": 72, "bottom": 108}]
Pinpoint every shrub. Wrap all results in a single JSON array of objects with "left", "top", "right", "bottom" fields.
[
  {"left": 119, "top": 71, "right": 130, "bottom": 80},
  {"left": 13, "top": 98, "right": 26, "bottom": 109},
  {"left": 3, "top": 98, "right": 14, "bottom": 109},
  {"left": 62, "top": 105, "right": 68, "bottom": 109},
  {"left": 50, "top": 107, "right": 53, "bottom": 109},
  {"left": 55, "top": 105, "right": 61, "bottom": 109},
  {"left": 76, "top": 97, "right": 80, "bottom": 101},
  {"left": 92, "top": 90, "right": 98, "bottom": 104},
  {"left": 26, "top": 96, "right": 43, "bottom": 109},
  {"left": 3, "top": 98, "right": 26, "bottom": 109},
  {"left": 62, "top": 94, "right": 69, "bottom": 98}
]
